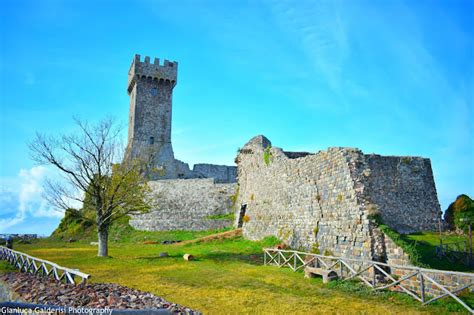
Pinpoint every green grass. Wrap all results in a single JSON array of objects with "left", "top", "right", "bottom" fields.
[
  {"left": 372, "top": 212, "right": 472, "bottom": 272},
  {"left": 51, "top": 214, "right": 233, "bottom": 244},
  {"left": 3, "top": 232, "right": 471, "bottom": 314},
  {"left": 0, "top": 260, "right": 17, "bottom": 273},
  {"left": 204, "top": 213, "right": 235, "bottom": 220},
  {"left": 403, "top": 232, "right": 473, "bottom": 272}
]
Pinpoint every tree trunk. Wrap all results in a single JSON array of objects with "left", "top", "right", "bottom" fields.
[{"left": 98, "top": 228, "right": 109, "bottom": 257}]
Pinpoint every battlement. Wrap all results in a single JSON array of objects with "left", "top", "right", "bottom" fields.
[{"left": 127, "top": 54, "right": 178, "bottom": 93}]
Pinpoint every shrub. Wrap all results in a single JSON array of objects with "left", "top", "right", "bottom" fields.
[
  {"left": 366, "top": 204, "right": 381, "bottom": 222},
  {"left": 263, "top": 146, "right": 273, "bottom": 166},
  {"left": 401, "top": 157, "right": 411, "bottom": 164},
  {"left": 311, "top": 242, "right": 320, "bottom": 254},
  {"left": 313, "top": 226, "right": 319, "bottom": 236},
  {"left": 444, "top": 194, "right": 474, "bottom": 232},
  {"left": 323, "top": 249, "right": 333, "bottom": 256},
  {"left": 230, "top": 186, "right": 240, "bottom": 208}
]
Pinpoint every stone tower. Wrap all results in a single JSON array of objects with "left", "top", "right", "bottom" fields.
[
  {"left": 126, "top": 54, "right": 192, "bottom": 179},
  {"left": 125, "top": 54, "right": 237, "bottom": 182}
]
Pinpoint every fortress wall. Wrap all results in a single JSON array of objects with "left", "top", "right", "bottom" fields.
[
  {"left": 235, "top": 136, "right": 374, "bottom": 260},
  {"left": 193, "top": 164, "right": 237, "bottom": 183},
  {"left": 364, "top": 155, "right": 441, "bottom": 234},
  {"left": 236, "top": 135, "right": 442, "bottom": 262},
  {"left": 129, "top": 178, "right": 237, "bottom": 231}
]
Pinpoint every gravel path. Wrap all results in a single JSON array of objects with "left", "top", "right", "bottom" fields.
[{"left": 0, "top": 272, "right": 201, "bottom": 314}]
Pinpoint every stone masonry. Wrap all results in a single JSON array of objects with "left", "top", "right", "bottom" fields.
[
  {"left": 129, "top": 179, "right": 236, "bottom": 231},
  {"left": 126, "top": 54, "right": 237, "bottom": 231},
  {"left": 125, "top": 54, "right": 236, "bottom": 182},
  {"left": 235, "top": 135, "right": 442, "bottom": 262}
]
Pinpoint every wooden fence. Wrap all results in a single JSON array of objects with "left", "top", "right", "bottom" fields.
[
  {"left": 0, "top": 246, "right": 90, "bottom": 285},
  {"left": 436, "top": 240, "right": 472, "bottom": 266},
  {"left": 263, "top": 248, "right": 474, "bottom": 313}
]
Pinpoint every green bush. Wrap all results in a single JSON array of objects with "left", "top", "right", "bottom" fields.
[
  {"left": 50, "top": 208, "right": 94, "bottom": 240},
  {"left": 444, "top": 194, "right": 474, "bottom": 232},
  {"left": 263, "top": 146, "right": 273, "bottom": 166}
]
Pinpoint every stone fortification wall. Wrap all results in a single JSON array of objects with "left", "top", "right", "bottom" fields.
[
  {"left": 235, "top": 135, "right": 374, "bottom": 259},
  {"left": 365, "top": 154, "right": 441, "bottom": 234},
  {"left": 129, "top": 178, "right": 237, "bottom": 231},
  {"left": 235, "top": 135, "right": 441, "bottom": 261},
  {"left": 193, "top": 164, "right": 237, "bottom": 183}
]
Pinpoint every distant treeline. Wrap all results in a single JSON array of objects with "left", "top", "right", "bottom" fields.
[{"left": 0, "top": 234, "right": 38, "bottom": 241}]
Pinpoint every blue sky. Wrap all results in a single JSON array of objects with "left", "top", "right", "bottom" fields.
[{"left": 0, "top": 0, "right": 473, "bottom": 235}]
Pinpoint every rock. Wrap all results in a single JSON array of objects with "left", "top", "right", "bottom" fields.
[
  {"left": 0, "top": 272, "right": 201, "bottom": 314},
  {"left": 67, "top": 238, "right": 76, "bottom": 243},
  {"left": 159, "top": 252, "right": 168, "bottom": 257},
  {"left": 183, "top": 254, "right": 194, "bottom": 261},
  {"left": 90, "top": 242, "right": 99, "bottom": 246}
]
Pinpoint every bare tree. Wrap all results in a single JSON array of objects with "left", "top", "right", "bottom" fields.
[{"left": 29, "top": 118, "right": 151, "bottom": 257}]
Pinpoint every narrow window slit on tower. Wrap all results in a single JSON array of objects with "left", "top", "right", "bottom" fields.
[
  {"left": 149, "top": 137, "right": 155, "bottom": 144},
  {"left": 151, "top": 87, "right": 158, "bottom": 96}
]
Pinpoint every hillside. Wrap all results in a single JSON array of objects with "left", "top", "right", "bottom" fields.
[{"left": 50, "top": 209, "right": 232, "bottom": 244}]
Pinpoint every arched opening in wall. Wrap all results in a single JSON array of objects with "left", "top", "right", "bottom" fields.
[
  {"left": 237, "top": 204, "right": 247, "bottom": 228},
  {"left": 149, "top": 137, "right": 155, "bottom": 145}
]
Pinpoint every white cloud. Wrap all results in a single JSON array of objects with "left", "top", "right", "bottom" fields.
[{"left": 0, "top": 166, "right": 64, "bottom": 233}]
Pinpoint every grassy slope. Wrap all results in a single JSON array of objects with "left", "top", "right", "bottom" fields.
[
  {"left": 402, "top": 232, "right": 472, "bottom": 272},
  {"left": 8, "top": 233, "right": 471, "bottom": 314}
]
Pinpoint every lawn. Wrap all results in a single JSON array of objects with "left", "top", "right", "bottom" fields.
[
  {"left": 403, "top": 232, "right": 472, "bottom": 271},
  {"left": 3, "top": 230, "right": 471, "bottom": 315}
]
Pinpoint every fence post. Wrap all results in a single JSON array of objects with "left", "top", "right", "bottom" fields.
[
  {"left": 264, "top": 250, "right": 267, "bottom": 265},
  {"left": 419, "top": 272, "right": 425, "bottom": 303},
  {"left": 372, "top": 265, "right": 376, "bottom": 287}
]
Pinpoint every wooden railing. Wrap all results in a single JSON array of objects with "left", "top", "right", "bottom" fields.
[
  {"left": 263, "top": 248, "right": 474, "bottom": 313},
  {"left": 0, "top": 246, "right": 90, "bottom": 284}
]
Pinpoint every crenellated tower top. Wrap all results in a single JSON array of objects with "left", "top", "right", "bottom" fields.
[{"left": 127, "top": 54, "right": 178, "bottom": 94}]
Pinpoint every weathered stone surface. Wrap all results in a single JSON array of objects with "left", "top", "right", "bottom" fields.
[
  {"left": 124, "top": 54, "right": 236, "bottom": 183},
  {"left": 193, "top": 164, "right": 237, "bottom": 184},
  {"left": 235, "top": 135, "right": 442, "bottom": 262},
  {"left": 130, "top": 179, "right": 236, "bottom": 231}
]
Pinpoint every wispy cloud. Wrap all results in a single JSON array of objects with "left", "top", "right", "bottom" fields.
[
  {"left": 268, "top": 0, "right": 349, "bottom": 94},
  {"left": 0, "top": 166, "right": 63, "bottom": 233}
]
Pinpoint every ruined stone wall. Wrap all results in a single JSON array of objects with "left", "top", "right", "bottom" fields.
[
  {"left": 236, "top": 135, "right": 441, "bottom": 261},
  {"left": 129, "top": 179, "right": 237, "bottom": 231},
  {"left": 193, "top": 164, "right": 237, "bottom": 183},
  {"left": 365, "top": 155, "right": 441, "bottom": 234},
  {"left": 235, "top": 136, "right": 374, "bottom": 260}
]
